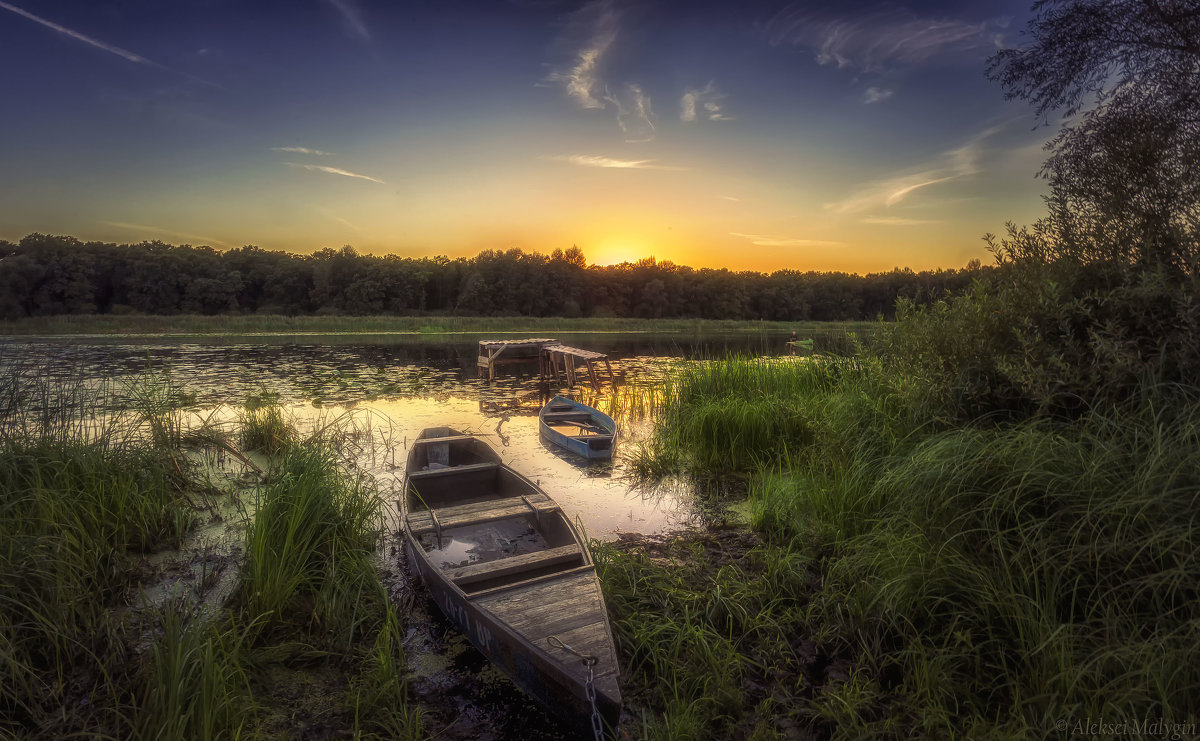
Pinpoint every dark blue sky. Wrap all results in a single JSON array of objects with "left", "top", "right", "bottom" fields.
[{"left": 0, "top": 0, "right": 1049, "bottom": 271}]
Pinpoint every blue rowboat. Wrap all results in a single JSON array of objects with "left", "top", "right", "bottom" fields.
[{"left": 538, "top": 396, "right": 617, "bottom": 460}]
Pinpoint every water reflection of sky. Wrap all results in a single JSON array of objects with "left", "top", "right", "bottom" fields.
[{"left": 0, "top": 333, "right": 825, "bottom": 538}]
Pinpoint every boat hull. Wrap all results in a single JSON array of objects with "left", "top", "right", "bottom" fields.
[
  {"left": 538, "top": 397, "right": 617, "bottom": 460},
  {"left": 405, "top": 537, "right": 621, "bottom": 733},
  {"left": 400, "top": 428, "right": 622, "bottom": 736}
]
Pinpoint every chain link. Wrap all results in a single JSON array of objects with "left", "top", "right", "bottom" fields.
[{"left": 548, "top": 636, "right": 604, "bottom": 741}]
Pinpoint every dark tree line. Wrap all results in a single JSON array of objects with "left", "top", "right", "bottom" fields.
[{"left": 0, "top": 234, "right": 988, "bottom": 321}]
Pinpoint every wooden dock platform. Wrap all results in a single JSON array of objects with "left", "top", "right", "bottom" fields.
[
  {"left": 477, "top": 338, "right": 556, "bottom": 380},
  {"left": 542, "top": 344, "right": 613, "bottom": 391},
  {"left": 477, "top": 338, "right": 613, "bottom": 389}
]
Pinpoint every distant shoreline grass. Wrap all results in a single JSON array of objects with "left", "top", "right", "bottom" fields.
[{"left": 0, "top": 313, "right": 880, "bottom": 338}]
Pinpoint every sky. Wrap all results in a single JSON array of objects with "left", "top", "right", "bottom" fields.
[{"left": 0, "top": 0, "right": 1053, "bottom": 273}]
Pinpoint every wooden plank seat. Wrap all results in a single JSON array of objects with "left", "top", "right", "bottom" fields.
[
  {"left": 447, "top": 544, "right": 583, "bottom": 587},
  {"left": 410, "top": 435, "right": 478, "bottom": 446},
  {"left": 407, "top": 462, "right": 499, "bottom": 479},
  {"left": 541, "top": 412, "right": 594, "bottom": 422},
  {"left": 407, "top": 494, "right": 559, "bottom": 535}
]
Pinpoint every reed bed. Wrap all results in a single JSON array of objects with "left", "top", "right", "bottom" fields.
[
  {"left": 238, "top": 389, "right": 296, "bottom": 454},
  {"left": 625, "top": 357, "right": 1200, "bottom": 737},
  {"left": 238, "top": 439, "right": 386, "bottom": 647},
  {"left": 0, "top": 371, "right": 195, "bottom": 735},
  {"left": 0, "top": 365, "right": 422, "bottom": 738}
]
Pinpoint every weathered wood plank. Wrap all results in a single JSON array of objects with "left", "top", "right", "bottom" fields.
[
  {"left": 536, "top": 621, "right": 620, "bottom": 687},
  {"left": 463, "top": 564, "right": 596, "bottom": 601},
  {"left": 476, "top": 572, "right": 601, "bottom": 632},
  {"left": 410, "top": 435, "right": 478, "bottom": 446},
  {"left": 448, "top": 544, "right": 582, "bottom": 585},
  {"left": 407, "top": 461, "right": 499, "bottom": 479},
  {"left": 407, "top": 493, "right": 556, "bottom": 534},
  {"left": 541, "top": 412, "right": 593, "bottom": 422}
]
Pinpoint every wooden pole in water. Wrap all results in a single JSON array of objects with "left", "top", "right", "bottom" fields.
[{"left": 585, "top": 360, "right": 599, "bottom": 392}]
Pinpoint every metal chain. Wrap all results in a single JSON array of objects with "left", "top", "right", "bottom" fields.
[{"left": 547, "top": 636, "right": 604, "bottom": 741}]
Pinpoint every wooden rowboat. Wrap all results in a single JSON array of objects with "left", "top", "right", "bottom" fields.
[
  {"left": 538, "top": 396, "right": 617, "bottom": 460},
  {"left": 400, "top": 427, "right": 622, "bottom": 736}
]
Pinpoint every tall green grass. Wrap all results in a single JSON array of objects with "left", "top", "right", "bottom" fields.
[
  {"left": 238, "top": 389, "right": 295, "bottom": 454},
  {"left": 628, "top": 357, "right": 1200, "bottom": 736},
  {"left": 0, "top": 365, "right": 423, "bottom": 738},
  {"left": 0, "top": 372, "right": 194, "bottom": 735},
  {"left": 630, "top": 356, "right": 925, "bottom": 479},
  {"left": 594, "top": 535, "right": 815, "bottom": 739},
  {"left": 133, "top": 607, "right": 260, "bottom": 740}
]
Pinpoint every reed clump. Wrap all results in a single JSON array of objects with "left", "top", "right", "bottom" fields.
[
  {"left": 238, "top": 439, "right": 386, "bottom": 646},
  {"left": 0, "top": 372, "right": 194, "bottom": 735},
  {"left": 627, "top": 355, "right": 1200, "bottom": 736},
  {"left": 238, "top": 389, "right": 296, "bottom": 454},
  {"left": 0, "top": 365, "right": 422, "bottom": 738}
]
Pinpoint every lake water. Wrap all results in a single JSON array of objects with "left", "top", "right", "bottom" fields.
[
  {"left": 0, "top": 328, "right": 846, "bottom": 738},
  {"left": 0, "top": 329, "right": 845, "bottom": 538}
]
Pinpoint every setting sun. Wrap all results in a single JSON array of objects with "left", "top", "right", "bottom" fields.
[{"left": 590, "top": 240, "right": 653, "bottom": 267}]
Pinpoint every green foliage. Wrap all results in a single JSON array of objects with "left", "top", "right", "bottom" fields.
[
  {"left": 346, "top": 605, "right": 425, "bottom": 739},
  {"left": 0, "top": 378, "right": 191, "bottom": 735},
  {"left": 873, "top": 239, "right": 1200, "bottom": 419},
  {"left": 239, "top": 390, "right": 295, "bottom": 454},
  {"left": 238, "top": 442, "right": 386, "bottom": 647},
  {"left": 634, "top": 353, "right": 1200, "bottom": 735},
  {"left": 987, "top": 0, "right": 1200, "bottom": 271},
  {"left": 0, "top": 369, "right": 421, "bottom": 738},
  {"left": 134, "top": 608, "right": 259, "bottom": 741},
  {"left": 594, "top": 536, "right": 813, "bottom": 739},
  {"left": 633, "top": 356, "right": 920, "bottom": 480},
  {"left": 1, "top": 232, "right": 983, "bottom": 321}
]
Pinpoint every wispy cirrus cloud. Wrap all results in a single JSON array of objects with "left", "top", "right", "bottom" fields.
[
  {"left": 764, "top": 7, "right": 1004, "bottom": 73},
  {"left": 316, "top": 207, "right": 366, "bottom": 233},
  {"left": 862, "top": 86, "right": 893, "bottom": 104},
  {"left": 286, "top": 162, "right": 385, "bottom": 184},
  {"left": 543, "top": 0, "right": 656, "bottom": 142},
  {"left": 272, "top": 146, "right": 334, "bottom": 156},
  {"left": 103, "top": 221, "right": 229, "bottom": 247},
  {"left": 681, "top": 82, "right": 732, "bottom": 122},
  {"left": 730, "top": 232, "right": 842, "bottom": 248},
  {"left": 606, "top": 83, "right": 655, "bottom": 142},
  {"left": 0, "top": 1, "right": 219, "bottom": 87},
  {"left": 862, "top": 216, "right": 944, "bottom": 226},
  {"left": 0, "top": 1, "right": 154, "bottom": 66},
  {"left": 323, "top": 0, "right": 370, "bottom": 42},
  {"left": 825, "top": 125, "right": 1002, "bottom": 214},
  {"left": 545, "top": 0, "right": 619, "bottom": 110},
  {"left": 548, "top": 154, "right": 682, "bottom": 170}
]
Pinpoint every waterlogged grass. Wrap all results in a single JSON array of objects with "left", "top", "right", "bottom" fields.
[
  {"left": 0, "top": 438, "right": 189, "bottom": 735},
  {"left": 239, "top": 390, "right": 296, "bottom": 454},
  {"left": 630, "top": 356, "right": 925, "bottom": 478},
  {"left": 239, "top": 440, "right": 386, "bottom": 647},
  {"left": 0, "top": 313, "right": 873, "bottom": 337},
  {"left": 627, "top": 357, "right": 1200, "bottom": 736},
  {"left": 0, "top": 372, "right": 196, "bottom": 735},
  {"left": 0, "top": 369, "right": 423, "bottom": 738},
  {"left": 594, "top": 531, "right": 819, "bottom": 739}
]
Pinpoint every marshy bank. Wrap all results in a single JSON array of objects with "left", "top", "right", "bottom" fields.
[
  {"left": 0, "top": 369, "right": 423, "bottom": 739},
  {"left": 613, "top": 354, "right": 1200, "bottom": 738}
]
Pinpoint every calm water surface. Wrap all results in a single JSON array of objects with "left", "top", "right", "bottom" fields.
[
  {"left": 0, "top": 329, "right": 828, "bottom": 537},
  {"left": 0, "top": 329, "right": 837, "bottom": 738}
]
